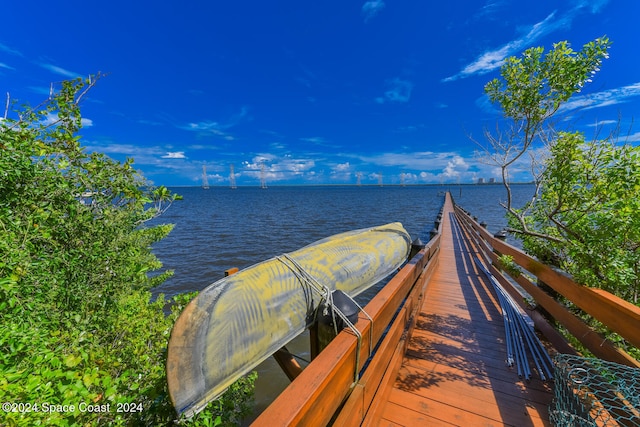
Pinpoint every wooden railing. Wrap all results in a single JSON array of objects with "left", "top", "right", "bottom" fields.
[
  {"left": 453, "top": 204, "right": 640, "bottom": 369},
  {"left": 252, "top": 204, "right": 445, "bottom": 426}
]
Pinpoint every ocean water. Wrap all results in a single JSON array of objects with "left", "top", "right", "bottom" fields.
[
  {"left": 150, "top": 184, "right": 533, "bottom": 298},
  {"left": 148, "top": 183, "right": 534, "bottom": 421}
]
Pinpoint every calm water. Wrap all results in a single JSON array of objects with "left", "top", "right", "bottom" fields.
[{"left": 148, "top": 184, "right": 534, "bottom": 421}]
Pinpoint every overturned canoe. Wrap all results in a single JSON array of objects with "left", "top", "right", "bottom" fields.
[{"left": 167, "top": 222, "right": 411, "bottom": 417}]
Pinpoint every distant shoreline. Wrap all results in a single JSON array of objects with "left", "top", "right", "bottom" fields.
[{"left": 164, "top": 182, "right": 534, "bottom": 188}]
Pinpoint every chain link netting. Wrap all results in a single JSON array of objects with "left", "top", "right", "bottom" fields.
[{"left": 550, "top": 354, "right": 640, "bottom": 426}]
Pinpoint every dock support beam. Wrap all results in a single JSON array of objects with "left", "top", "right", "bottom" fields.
[{"left": 273, "top": 347, "right": 303, "bottom": 381}]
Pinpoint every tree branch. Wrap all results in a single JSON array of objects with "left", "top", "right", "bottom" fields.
[{"left": 3, "top": 92, "right": 9, "bottom": 120}]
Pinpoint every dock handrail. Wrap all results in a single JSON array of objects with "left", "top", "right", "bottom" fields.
[
  {"left": 251, "top": 198, "right": 446, "bottom": 426},
  {"left": 453, "top": 203, "right": 640, "bottom": 368}
]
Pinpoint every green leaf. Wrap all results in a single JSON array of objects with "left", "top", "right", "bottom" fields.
[{"left": 64, "top": 354, "right": 82, "bottom": 368}]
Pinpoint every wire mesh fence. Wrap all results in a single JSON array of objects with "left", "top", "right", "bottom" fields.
[{"left": 550, "top": 354, "right": 640, "bottom": 426}]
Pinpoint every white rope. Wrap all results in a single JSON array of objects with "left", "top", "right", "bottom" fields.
[
  {"left": 275, "top": 253, "right": 373, "bottom": 382},
  {"left": 276, "top": 253, "right": 331, "bottom": 304}
]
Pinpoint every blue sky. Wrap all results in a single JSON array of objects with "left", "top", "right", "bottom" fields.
[{"left": 2, "top": 0, "right": 639, "bottom": 186}]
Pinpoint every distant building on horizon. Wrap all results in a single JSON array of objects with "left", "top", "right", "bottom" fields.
[{"left": 478, "top": 177, "right": 498, "bottom": 184}]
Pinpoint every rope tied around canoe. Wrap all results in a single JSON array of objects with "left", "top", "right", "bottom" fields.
[{"left": 276, "top": 253, "right": 373, "bottom": 383}]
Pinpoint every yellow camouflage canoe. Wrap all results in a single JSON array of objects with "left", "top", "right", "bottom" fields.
[{"left": 167, "top": 222, "right": 411, "bottom": 417}]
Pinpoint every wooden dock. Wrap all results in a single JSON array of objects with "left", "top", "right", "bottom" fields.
[
  {"left": 376, "top": 194, "right": 553, "bottom": 426},
  {"left": 252, "top": 191, "right": 639, "bottom": 426}
]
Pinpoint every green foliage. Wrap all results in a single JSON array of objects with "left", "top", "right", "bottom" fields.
[
  {"left": 0, "top": 76, "right": 254, "bottom": 425},
  {"left": 484, "top": 37, "right": 639, "bottom": 357},
  {"left": 185, "top": 371, "right": 258, "bottom": 427},
  {"left": 485, "top": 37, "right": 611, "bottom": 126},
  {"left": 516, "top": 131, "right": 640, "bottom": 303},
  {"left": 496, "top": 254, "right": 521, "bottom": 279},
  {"left": 479, "top": 37, "right": 612, "bottom": 185}
]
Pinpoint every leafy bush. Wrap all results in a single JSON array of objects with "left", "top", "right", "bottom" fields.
[
  {"left": 481, "top": 37, "right": 639, "bottom": 358},
  {"left": 0, "top": 76, "right": 255, "bottom": 425},
  {"left": 514, "top": 131, "right": 640, "bottom": 303}
]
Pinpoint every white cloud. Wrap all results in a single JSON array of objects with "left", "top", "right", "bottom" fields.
[
  {"left": 42, "top": 112, "right": 92, "bottom": 127},
  {"left": 357, "top": 151, "right": 467, "bottom": 171},
  {"left": 474, "top": 0, "right": 508, "bottom": 20},
  {"left": 559, "top": 82, "right": 640, "bottom": 113},
  {"left": 183, "top": 121, "right": 236, "bottom": 140},
  {"left": 40, "top": 63, "right": 83, "bottom": 79},
  {"left": 277, "top": 158, "right": 316, "bottom": 174},
  {"left": 82, "top": 139, "right": 534, "bottom": 185},
  {"left": 367, "top": 172, "right": 382, "bottom": 181},
  {"left": 0, "top": 42, "right": 22, "bottom": 57},
  {"left": 362, "top": 1, "right": 385, "bottom": 22},
  {"left": 161, "top": 151, "right": 187, "bottom": 159},
  {"left": 325, "top": 162, "right": 355, "bottom": 181},
  {"left": 242, "top": 154, "right": 277, "bottom": 170},
  {"left": 184, "top": 121, "right": 222, "bottom": 131},
  {"left": 444, "top": 12, "right": 565, "bottom": 82},
  {"left": 572, "top": 0, "right": 610, "bottom": 13},
  {"left": 269, "top": 142, "right": 286, "bottom": 151},
  {"left": 351, "top": 150, "right": 521, "bottom": 184},
  {"left": 82, "top": 142, "right": 211, "bottom": 184},
  {"left": 181, "top": 107, "right": 248, "bottom": 139},
  {"left": 444, "top": 44, "right": 511, "bottom": 82},
  {"left": 85, "top": 143, "right": 156, "bottom": 156},
  {"left": 241, "top": 153, "right": 317, "bottom": 183},
  {"left": 300, "top": 136, "right": 328, "bottom": 144},
  {"left": 419, "top": 171, "right": 438, "bottom": 181},
  {"left": 334, "top": 162, "right": 351, "bottom": 172},
  {"left": 0, "top": 62, "right": 14, "bottom": 70},
  {"left": 443, "top": 1, "right": 609, "bottom": 82},
  {"left": 625, "top": 132, "right": 640, "bottom": 142},
  {"left": 442, "top": 156, "right": 469, "bottom": 178},
  {"left": 376, "top": 78, "right": 413, "bottom": 104},
  {"left": 586, "top": 119, "right": 617, "bottom": 127}
]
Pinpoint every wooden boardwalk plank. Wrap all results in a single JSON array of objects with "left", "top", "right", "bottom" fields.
[
  {"left": 376, "top": 194, "right": 553, "bottom": 426},
  {"left": 381, "top": 400, "right": 457, "bottom": 426}
]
